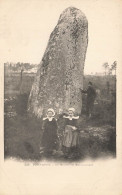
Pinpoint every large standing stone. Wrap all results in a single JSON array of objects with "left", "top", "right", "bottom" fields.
[{"left": 28, "top": 7, "right": 88, "bottom": 117}]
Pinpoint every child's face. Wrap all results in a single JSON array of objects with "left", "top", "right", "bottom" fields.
[
  {"left": 68, "top": 111, "right": 74, "bottom": 117},
  {"left": 47, "top": 111, "right": 53, "bottom": 117}
]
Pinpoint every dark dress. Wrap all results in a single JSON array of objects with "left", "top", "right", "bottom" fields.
[
  {"left": 62, "top": 117, "right": 80, "bottom": 157},
  {"left": 41, "top": 118, "right": 58, "bottom": 152}
]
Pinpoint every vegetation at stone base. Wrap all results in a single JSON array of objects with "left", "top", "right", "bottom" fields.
[
  {"left": 4, "top": 113, "right": 116, "bottom": 161},
  {"left": 4, "top": 73, "right": 116, "bottom": 161}
]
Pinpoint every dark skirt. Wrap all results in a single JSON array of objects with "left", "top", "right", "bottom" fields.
[
  {"left": 41, "top": 118, "right": 59, "bottom": 152},
  {"left": 41, "top": 128, "right": 58, "bottom": 151}
]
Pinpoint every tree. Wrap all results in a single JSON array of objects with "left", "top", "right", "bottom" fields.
[
  {"left": 102, "top": 62, "right": 109, "bottom": 75},
  {"left": 108, "top": 68, "right": 112, "bottom": 75},
  {"left": 111, "top": 61, "right": 117, "bottom": 75}
]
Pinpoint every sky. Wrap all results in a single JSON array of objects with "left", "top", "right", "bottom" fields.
[{"left": 0, "top": 0, "right": 122, "bottom": 74}]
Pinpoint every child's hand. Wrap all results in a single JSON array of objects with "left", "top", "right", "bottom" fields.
[{"left": 72, "top": 126, "right": 77, "bottom": 130}]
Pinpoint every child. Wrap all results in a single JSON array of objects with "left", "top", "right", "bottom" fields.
[
  {"left": 40, "top": 108, "right": 59, "bottom": 156},
  {"left": 62, "top": 108, "right": 80, "bottom": 158}
]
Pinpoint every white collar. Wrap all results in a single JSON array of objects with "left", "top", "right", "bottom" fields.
[
  {"left": 43, "top": 117, "right": 57, "bottom": 121},
  {"left": 63, "top": 116, "right": 79, "bottom": 120},
  {"left": 48, "top": 117, "right": 54, "bottom": 121},
  {"left": 43, "top": 117, "right": 53, "bottom": 121}
]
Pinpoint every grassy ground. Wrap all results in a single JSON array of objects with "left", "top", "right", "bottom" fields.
[
  {"left": 4, "top": 73, "right": 116, "bottom": 162},
  {"left": 4, "top": 111, "right": 116, "bottom": 162}
]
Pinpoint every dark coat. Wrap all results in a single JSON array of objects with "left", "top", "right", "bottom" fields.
[{"left": 82, "top": 86, "right": 96, "bottom": 104}]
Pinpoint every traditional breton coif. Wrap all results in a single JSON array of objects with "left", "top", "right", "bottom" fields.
[{"left": 28, "top": 7, "right": 88, "bottom": 117}]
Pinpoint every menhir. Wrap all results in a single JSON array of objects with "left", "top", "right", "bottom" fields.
[{"left": 28, "top": 7, "right": 88, "bottom": 117}]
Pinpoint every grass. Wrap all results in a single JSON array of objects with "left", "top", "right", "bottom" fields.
[
  {"left": 4, "top": 114, "right": 42, "bottom": 161},
  {"left": 4, "top": 94, "right": 116, "bottom": 162},
  {"left": 4, "top": 73, "right": 116, "bottom": 162},
  {"left": 4, "top": 112, "right": 116, "bottom": 162}
]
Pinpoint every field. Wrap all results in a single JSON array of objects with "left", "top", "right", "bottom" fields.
[{"left": 4, "top": 71, "right": 116, "bottom": 162}]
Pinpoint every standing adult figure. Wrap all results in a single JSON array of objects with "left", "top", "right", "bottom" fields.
[{"left": 80, "top": 82, "right": 96, "bottom": 118}]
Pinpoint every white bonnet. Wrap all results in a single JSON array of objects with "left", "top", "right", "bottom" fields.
[
  {"left": 47, "top": 108, "right": 55, "bottom": 116},
  {"left": 68, "top": 107, "right": 75, "bottom": 113}
]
